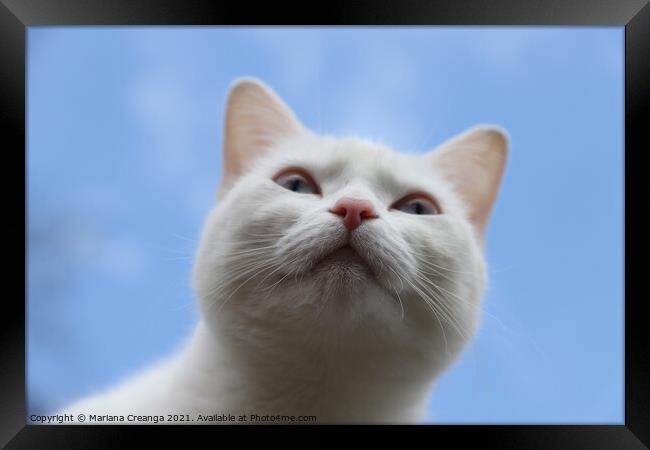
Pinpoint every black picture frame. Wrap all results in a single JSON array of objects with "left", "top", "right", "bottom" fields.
[{"left": 2, "top": 0, "right": 648, "bottom": 447}]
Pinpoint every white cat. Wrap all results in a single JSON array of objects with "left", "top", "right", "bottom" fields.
[{"left": 61, "top": 78, "right": 508, "bottom": 424}]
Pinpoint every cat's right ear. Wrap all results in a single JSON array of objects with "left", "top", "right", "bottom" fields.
[{"left": 219, "top": 78, "right": 305, "bottom": 198}]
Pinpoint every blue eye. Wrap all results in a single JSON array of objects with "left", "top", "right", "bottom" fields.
[
  {"left": 273, "top": 170, "right": 319, "bottom": 194},
  {"left": 392, "top": 195, "right": 440, "bottom": 215}
]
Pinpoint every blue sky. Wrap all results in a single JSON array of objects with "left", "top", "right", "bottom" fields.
[{"left": 27, "top": 27, "right": 623, "bottom": 423}]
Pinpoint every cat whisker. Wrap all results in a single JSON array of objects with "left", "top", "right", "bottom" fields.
[
  {"left": 221, "top": 245, "right": 279, "bottom": 258},
  {"left": 218, "top": 239, "right": 280, "bottom": 247},
  {"left": 412, "top": 275, "right": 471, "bottom": 341},
  {"left": 409, "top": 252, "right": 475, "bottom": 275},
  {"left": 170, "top": 233, "right": 200, "bottom": 243},
  {"left": 386, "top": 265, "right": 406, "bottom": 321},
  {"left": 209, "top": 260, "right": 281, "bottom": 315},
  {"left": 391, "top": 267, "right": 450, "bottom": 355}
]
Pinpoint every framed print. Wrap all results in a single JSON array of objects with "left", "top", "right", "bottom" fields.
[{"left": 2, "top": 0, "right": 648, "bottom": 447}]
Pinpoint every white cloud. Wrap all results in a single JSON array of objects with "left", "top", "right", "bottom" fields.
[
  {"left": 129, "top": 73, "right": 196, "bottom": 174},
  {"left": 68, "top": 224, "right": 148, "bottom": 280}
]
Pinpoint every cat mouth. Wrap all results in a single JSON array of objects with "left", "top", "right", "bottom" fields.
[
  {"left": 325, "top": 245, "right": 364, "bottom": 262},
  {"left": 311, "top": 244, "right": 375, "bottom": 277},
  {"left": 278, "top": 237, "right": 402, "bottom": 298}
]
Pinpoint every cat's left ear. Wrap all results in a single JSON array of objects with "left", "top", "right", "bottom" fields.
[
  {"left": 429, "top": 125, "right": 509, "bottom": 240},
  {"left": 220, "top": 78, "right": 306, "bottom": 197}
]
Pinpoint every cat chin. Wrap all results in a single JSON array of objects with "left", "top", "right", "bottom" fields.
[{"left": 201, "top": 267, "right": 399, "bottom": 331}]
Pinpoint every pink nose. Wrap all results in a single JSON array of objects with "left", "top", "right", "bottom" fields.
[{"left": 329, "top": 197, "right": 378, "bottom": 231}]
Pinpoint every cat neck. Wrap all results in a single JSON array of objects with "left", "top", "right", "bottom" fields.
[{"left": 177, "top": 319, "right": 433, "bottom": 422}]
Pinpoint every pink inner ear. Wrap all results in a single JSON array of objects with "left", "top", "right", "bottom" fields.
[
  {"left": 220, "top": 79, "right": 305, "bottom": 196},
  {"left": 429, "top": 127, "right": 508, "bottom": 237}
]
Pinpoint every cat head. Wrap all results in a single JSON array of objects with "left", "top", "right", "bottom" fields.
[{"left": 193, "top": 78, "right": 507, "bottom": 375}]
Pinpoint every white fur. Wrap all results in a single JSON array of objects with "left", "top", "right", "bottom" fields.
[{"left": 61, "top": 79, "right": 507, "bottom": 424}]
